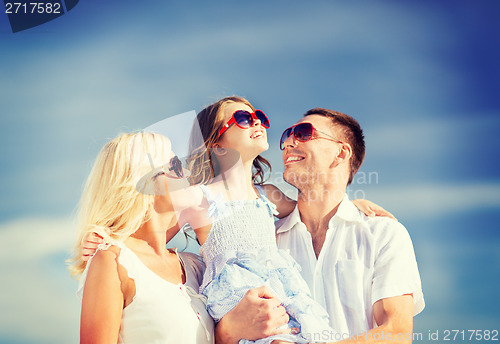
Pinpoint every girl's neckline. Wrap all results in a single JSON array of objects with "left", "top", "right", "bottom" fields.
[{"left": 203, "top": 183, "right": 262, "bottom": 202}]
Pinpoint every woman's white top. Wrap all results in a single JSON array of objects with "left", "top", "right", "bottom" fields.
[{"left": 77, "top": 241, "right": 214, "bottom": 344}]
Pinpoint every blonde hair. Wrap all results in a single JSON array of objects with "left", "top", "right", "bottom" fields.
[
  {"left": 68, "top": 132, "right": 173, "bottom": 277},
  {"left": 187, "top": 96, "right": 271, "bottom": 185}
]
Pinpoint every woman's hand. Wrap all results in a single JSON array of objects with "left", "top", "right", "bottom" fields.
[
  {"left": 352, "top": 199, "right": 397, "bottom": 221},
  {"left": 81, "top": 232, "right": 104, "bottom": 262}
]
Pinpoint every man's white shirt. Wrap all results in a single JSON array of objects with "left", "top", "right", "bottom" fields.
[{"left": 275, "top": 194, "right": 424, "bottom": 338}]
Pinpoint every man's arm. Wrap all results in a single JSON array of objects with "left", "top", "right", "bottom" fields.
[
  {"left": 215, "top": 286, "right": 293, "bottom": 344},
  {"left": 336, "top": 294, "right": 414, "bottom": 344},
  {"left": 342, "top": 219, "right": 423, "bottom": 344}
]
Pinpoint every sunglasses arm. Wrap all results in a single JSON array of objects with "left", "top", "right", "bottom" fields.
[{"left": 218, "top": 117, "right": 236, "bottom": 137}]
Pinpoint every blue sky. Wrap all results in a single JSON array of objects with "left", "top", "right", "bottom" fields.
[{"left": 0, "top": 1, "right": 499, "bottom": 343}]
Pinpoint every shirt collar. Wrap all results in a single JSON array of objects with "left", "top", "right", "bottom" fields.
[
  {"left": 331, "top": 193, "right": 364, "bottom": 223},
  {"left": 276, "top": 193, "right": 363, "bottom": 234},
  {"left": 276, "top": 204, "right": 301, "bottom": 234}
]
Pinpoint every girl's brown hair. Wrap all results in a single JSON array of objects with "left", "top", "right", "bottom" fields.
[{"left": 187, "top": 96, "right": 271, "bottom": 185}]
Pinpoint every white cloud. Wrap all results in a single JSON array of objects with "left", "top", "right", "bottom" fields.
[
  {"left": 364, "top": 114, "right": 500, "bottom": 159},
  {"left": 0, "top": 0, "right": 468, "bottom": 219},
  {"left": 1, "top": 0, "right": 452, "bottom": 126},
  {"left": 0, "top": 218, "right": 79, "bottom": 344},
  {"left": 352, "top": 182, "right": 500, "bottom": 221},
  {"left": 0, "top": 218, "right": 76, "bottom": 262}
]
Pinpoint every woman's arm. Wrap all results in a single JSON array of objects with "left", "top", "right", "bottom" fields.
[{"left": 80, "top": 248, "right": 125, "bottom": 344}]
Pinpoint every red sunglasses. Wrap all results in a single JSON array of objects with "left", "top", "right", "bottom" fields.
[
  {"left": 280, "top": 122, "right": 342, "bottom": 150},
  {"left": 219, "top": 110, "right": 270, "bottom": 137}
]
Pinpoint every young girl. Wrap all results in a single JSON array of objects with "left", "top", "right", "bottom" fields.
[
  {"left": 70, "top": 133, "right": 214, "bottom": 344},
  {"left": 180, "top": 96, "right": 393, "bottom": 344}
]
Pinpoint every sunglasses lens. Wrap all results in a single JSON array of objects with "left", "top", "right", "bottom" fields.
[
  {"left": 280, "top": 127, "right": 293, "bottom": 150},
  {"left": 170, "top": 156, "right": 184, "bottom": 178},
  {"left": 294, "top": 123, "right": 313, "bottom": 142},
  {"left": 233, "top": 111, "right": 253, "bottom": 128},
  {"left": 255, "top": 110, "right": 270, "bottom": 128}
]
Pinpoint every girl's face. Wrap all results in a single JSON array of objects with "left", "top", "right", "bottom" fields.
[{"left": 217, "top": 102, "right": 269, "bottom": 160}]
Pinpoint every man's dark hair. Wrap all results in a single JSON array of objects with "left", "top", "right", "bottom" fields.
[{"left": 304, "top": 108, "right": 365, "bottom": 185}]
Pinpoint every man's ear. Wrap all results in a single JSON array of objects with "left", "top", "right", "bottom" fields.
[{"left": 335, "top": 143, "right": 352, "bottom": 165}]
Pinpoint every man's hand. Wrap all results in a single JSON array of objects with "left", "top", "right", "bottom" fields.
[
  {"left": 80, "top": 232, "right": 104, "bottom": 262},
  {"left": 215, "top": 286, "right": 296, "bottom": 344}
]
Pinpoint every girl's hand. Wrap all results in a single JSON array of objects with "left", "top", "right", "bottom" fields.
[
  {"left": 352, "top": 199, "right": 397, "bottom": 221},
  {"left": 81, "top": 232, "right": 104, "bottom": 261}
]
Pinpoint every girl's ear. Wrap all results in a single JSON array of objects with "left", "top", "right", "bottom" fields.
[{"left": 212, "top": 144, "right": 227, "bottom": 156}]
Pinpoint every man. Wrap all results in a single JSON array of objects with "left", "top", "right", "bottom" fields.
[{"left": 216, "top": 108, "right": 424, "bottom": 343}]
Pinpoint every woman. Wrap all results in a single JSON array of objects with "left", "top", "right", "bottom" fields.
[{"left": 69, "top": 132, "right": 214, "bottom": 344}]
